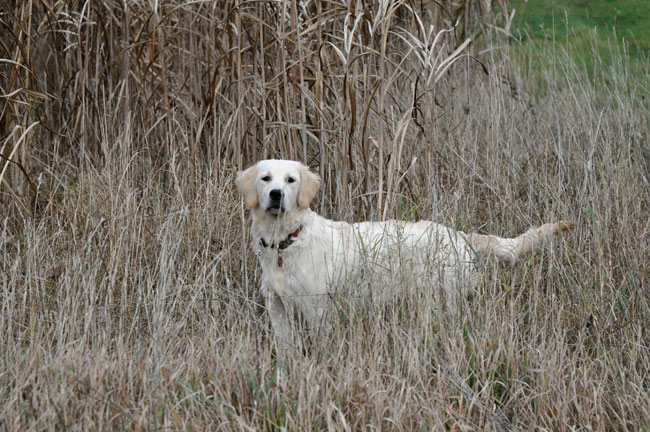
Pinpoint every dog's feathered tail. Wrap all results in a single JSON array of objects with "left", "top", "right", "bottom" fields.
[{"left": 466, "top": 221, "right": 575, "bottom": 263}]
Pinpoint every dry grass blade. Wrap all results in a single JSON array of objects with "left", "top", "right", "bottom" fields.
[{"left": 0, "top": 122, "right": 39, "bottom": 188}]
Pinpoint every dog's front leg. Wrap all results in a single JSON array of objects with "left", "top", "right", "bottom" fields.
[{"left": 265, "top": 293, "right": 301, "bottom": 357}]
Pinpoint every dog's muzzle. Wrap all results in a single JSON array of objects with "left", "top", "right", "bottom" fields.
[{"left": 267, "top": 189, "right": 284, "bottom": 213}]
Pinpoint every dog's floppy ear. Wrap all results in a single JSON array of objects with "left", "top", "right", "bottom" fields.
[
  {"left": 297, "top": 165, "right": 320, "bottom": 209},
  {"left": 236, "top": 165, "right": 259, "bottom": 209}
]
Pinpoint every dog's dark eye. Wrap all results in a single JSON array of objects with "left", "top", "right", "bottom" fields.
[
  {"left": 261, "top": 175, "right": 271, "bottom": 182},
  {"left": 287, "top": 177, "right": 296, "bottom": 184}
]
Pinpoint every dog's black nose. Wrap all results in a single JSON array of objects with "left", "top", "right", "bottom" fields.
[{"left": 269, "top": 189, "right": 283, "bottom": 201}]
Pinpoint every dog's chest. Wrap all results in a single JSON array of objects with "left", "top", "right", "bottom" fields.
[
  {"left": 260, "top": 246, "right": 328, "bottom": 295},
  {"left": 258, "top": 248, "right": 332, "bottom": 317}
]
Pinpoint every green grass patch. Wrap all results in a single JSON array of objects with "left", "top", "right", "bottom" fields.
[
  {"left": 511, "top": 0, "right": 650, "bottom": 56},
  {"left": 509, "top": 0, "right": 650, "bottom": 78}
]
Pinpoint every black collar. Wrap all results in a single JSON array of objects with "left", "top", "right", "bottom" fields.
[{"left": 259, "top": 226, "right": 303, "bottom": 250}]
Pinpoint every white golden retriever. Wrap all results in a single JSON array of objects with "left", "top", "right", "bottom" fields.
[{"left": 237, "top": 159, "right": 574, "bottom": 353}]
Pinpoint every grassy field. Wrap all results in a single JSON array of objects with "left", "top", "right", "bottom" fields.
[
  {"left": 512, "top": 0, "right": 650, "bottom": 50},
  {"left": 1, "top": 0, "right": 649, "bottom": 430},
  {"left": 510, "top": 0, "right": 650, "bottom": 73}
]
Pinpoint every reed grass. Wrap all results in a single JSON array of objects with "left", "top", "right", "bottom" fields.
[{"left": 1, "top": 1, "right": 648, "bottom": 430}]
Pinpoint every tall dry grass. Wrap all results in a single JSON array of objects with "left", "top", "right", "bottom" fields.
[{"left": 1, "top": 1, "right": 649, "bottom": 430}]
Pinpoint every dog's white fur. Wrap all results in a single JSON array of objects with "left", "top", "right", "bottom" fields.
[{"left": 237, "top": 159, "right": 574, "bottom": 353}]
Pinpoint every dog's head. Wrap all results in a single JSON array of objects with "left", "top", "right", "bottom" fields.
[{"left": 236, "top": 160, "right": 320, "bottom": 215}]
